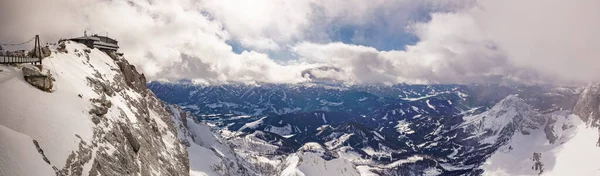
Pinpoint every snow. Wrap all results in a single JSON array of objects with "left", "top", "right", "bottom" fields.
[
  {"left": 12, "top": 43, "right": 598, "bottom": 176},
  {"left": 282, "top": 152, "right": 360, "bottom": 176},
  {"left": 461, "top": 95, "right": 536, "bottom": 144},
  {"left": 0, "top": 44, "right": 111, "bottom": 169},
  {"left": 1, "top": 43, "right": 189, "bottom": 176},
  {"left": 280, "top": 154, "right": 305, "bottom": 176},
  {"left": 228, "top": 115, "right": 251, "bottom": 120},
  {"left": 320, "top": 113, "right": 328, "bottom": 123},
  {"left": 398, "top": 109, "right": 405, "bottom": 115},
  {"left": 401, "top": 92, "right": 447, "bottom": 101},
  {"left": 423, "top": 167, "right": 443, "bottom": 176},
  {"left": 282, "top": 134, "right": 295, "bottom": 138},
  {"left": 299, "top": 142, "right": 326, "bottom": 154},
  {"left": 426, "top": 99, "right": 436, "bottom": 110},
  {"left": 282, "top": 107, "right": 302, "bottom": 114},
  {"left": 395, "top": 120, "right": 415, "bottom": 135},
  {"left": 336, "top": 147, "right": 371, "bottom": 165},
  {"left": 545, "top": 124, "right": 600, "bottom": 176},
  {"left": 440, "top": 163, "right": 476, "bottom": 171},
  {"left": 189, "top": 90, "right": 199, "bottom": 97},
  {"left": 455, "top": 91, "right": 468, "bottom": 100},
  {"left": 411, "top": 106, "right": 420, "bottom": 111},
  {"left": 383, "top": 155, "right": 423, "bottom": 168},
  {"left": 382, "top": 113, "right": 388, "bottom": 120},
  {"left": 205, "top": 102, "right": 240, "bottom": 108},
  {"left": 325, "top": 133, "right": 354, "bottom": 149},
  {"left": 317, "top": 125, "right": 332, "bottom": 132},
  {"left": 459, "top": 107, "right": 481, "bottom": 115},
  {"left": 0, "top": 124, "right": 55, "bottom": 176},
  {"left": 320, "top": 100, "right": 344, "bottom": 106},
  {"left": 373, "top": 131, "right": 385, "bottom": 140},
  {"left": 238, "top": 116, "right": 266, "bottom": 131},
  {"left": 356, "top": 166, "right": 379, "bottom": 176},
  {"left": 362, "top": 147, "right": 393, "bottom": 159},
  {"left": 297, "top": 152, "right": 360, "bottom": 176},
  {"left": 229, "top": 131, "right": 280, "bottom": 154},
  {"left": 481, "top": 112, "right": 600, "bottom": 176},
  {"left": 447, "top": 146, "right": 460, "bottom": 159},
  {"left": 184, "top": 117, "right": 246, "bottom": 175},
  {"left": 188, "top": 143, "right": 221, "bottom": 176},
  {"left": 265, "top": 124, "right": 293, "bottom": 136}
]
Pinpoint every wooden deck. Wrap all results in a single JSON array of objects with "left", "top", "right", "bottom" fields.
[
  {"left": 0, "top": 35, "right": 43, "bottom": 65},
  {"left": 0, "top": 55, "right": 42, "bottom": 65}
]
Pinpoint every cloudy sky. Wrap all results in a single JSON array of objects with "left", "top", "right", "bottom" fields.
[{"left": 1, "top": 0, "right": 598, "bottom": 85}]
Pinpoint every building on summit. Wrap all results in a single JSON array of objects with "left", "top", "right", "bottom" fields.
[{"left": 70, "top": 31, "right": 119, "bottom": 52}]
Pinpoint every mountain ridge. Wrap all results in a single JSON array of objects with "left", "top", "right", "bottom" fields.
[{"left": 149, "top": 80, "right": 599, "bottom": 175}]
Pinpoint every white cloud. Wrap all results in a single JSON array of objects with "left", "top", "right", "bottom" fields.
[
  {"left": 470, "top": 0, "right": 600, "bottom": 83},
  {"left": 239, "top": 37, "right": 280, "bottom": 51},
  {"left": 201, "top": 0, "right": 476, "bottom": 50},
  {"left": 0, "top": 0, "right": 313, "bottom": 84},
  {"left": 199, "top": 0, "right": 312, "bottom": 51},
  {"left": 1, "top": 0, "right": 595, "bottom": 85},
  {"left": 293, "top": 13, "right": 531, "bottom": 84}
]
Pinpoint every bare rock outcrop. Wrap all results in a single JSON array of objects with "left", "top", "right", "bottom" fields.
[
  {"left": 22, "top": 64, "right": 53, "bottom": 92},
  {"left": 40, "top": 42, "right": 190, "bottom": 176},
  {"left": 573, "top": 83, "right": 600, "bottom": 146},
  {"left": 116, "top": 58, "right": 147, "bottom": 96},
  {"left": 82, "top": 67, "right": 188, "bottom": 176},
  {"left": 29, "top": 46, "right": 52, "bottom": 58},
  {"left": 573, "top": 83, "right": 600, "bottom": 127}
]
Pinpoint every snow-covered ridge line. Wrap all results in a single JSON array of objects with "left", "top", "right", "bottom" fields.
[
  {"left": 0, "top": 42, "right": 188, "bottom": 176},
  {"left": 456, "top": 94, "right": 600, "bottom": 175}
]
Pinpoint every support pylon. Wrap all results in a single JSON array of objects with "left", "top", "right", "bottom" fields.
[{"left": 34, "top": 35, "right": 42, "bottom": 65}]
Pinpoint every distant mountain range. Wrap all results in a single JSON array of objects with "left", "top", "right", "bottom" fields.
[
  {"left": 5, "top": 37, "right": 599, "bottom": 176},
  {"left": 149, "top": 82, "right": 600, "bottom": 175}
]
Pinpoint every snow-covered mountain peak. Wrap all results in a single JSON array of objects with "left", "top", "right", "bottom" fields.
[
  {"left": 472, "top": 93, "right": 600, "bottom": 175},
  {"left": 461, "top": 95, "right": 542, "bottom": 142},
  {"left": 0, "top": 41, "right": 192, "bottom": 176},
  {"left": 493, "top": 94, "right": 534, "bottom": 113},
  {"left": 574, "top": 83, "right": 600, "bottom": 127},
  {"left": 298, "top": 142, "right": 327, "bottom": 154}
]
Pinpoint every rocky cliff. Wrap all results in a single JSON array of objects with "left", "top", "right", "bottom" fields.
[
  {"left": 573, "top": 83, "right": 600, "bottom": 146},
  {"left": 574, "top": 83, "right": 600, "bottom": 127},
  {"left": 0, "top": 41, "right": 189, "bottom": 176}
]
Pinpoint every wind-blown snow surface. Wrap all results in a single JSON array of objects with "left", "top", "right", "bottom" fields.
[
  {"left": 0, "top": 59, "right": 97, "bottom": 174},
  {"left": 171, "top": 107, "right": 242, "bottom": 176},
  {"left": 469, "top": 96, "right": 600, "bottom": 176},
  {"left": 0, "top": 124, "right": 54, "bottom": 176},
  {"left": 280, "top": 152, "right": 360, "bottom": 176},
  {"left": 481, "top": 115, "right": 600, "bottom": 176},
  {"left": 0, "top": 42, "right": 188, "bottom": 175}
]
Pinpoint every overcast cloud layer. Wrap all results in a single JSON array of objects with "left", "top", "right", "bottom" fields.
[{"left": 0, "top": 0, "right": 598, "bottom": 85}]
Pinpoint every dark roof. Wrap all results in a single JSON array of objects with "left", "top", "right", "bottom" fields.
[
  {"left": 71, "top": 36, "right": 101, "bottom": 41},
  {"left": 93, "top": 41, "right": 119, "bottom": 50},
  {"left": 70, "top": 35, "right": 119, "bottom": 51}
]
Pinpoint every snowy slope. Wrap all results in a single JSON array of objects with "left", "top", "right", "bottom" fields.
[
  {"left": 0, "top": 61, "right": 97, "bottom": 174},
  {"left": 0, "top": 124, "right": 54, "bottom": 176},
  {"left": 481, "top": 113, "right": 600, "bottom": 176},
  {"left": 280, "top": 152, "right": 360, "bottom": 176},
  {"left": 472, "top": 97, "right": 600, "bottom": 176},
  {"left": 0, "top": 42, "right": 188, "bottom": 175},
  {"left": 545, "top": 124, "right": 600, "bottom": 176},
  {"left": 170, "top": 104, "right": 284, "bottom": 176},
  {"left": 480, "top": 112, "right": 577, "bottom": 175},
  {"left": 461, "top": 95, "right": 543, "bottom": 144}
]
